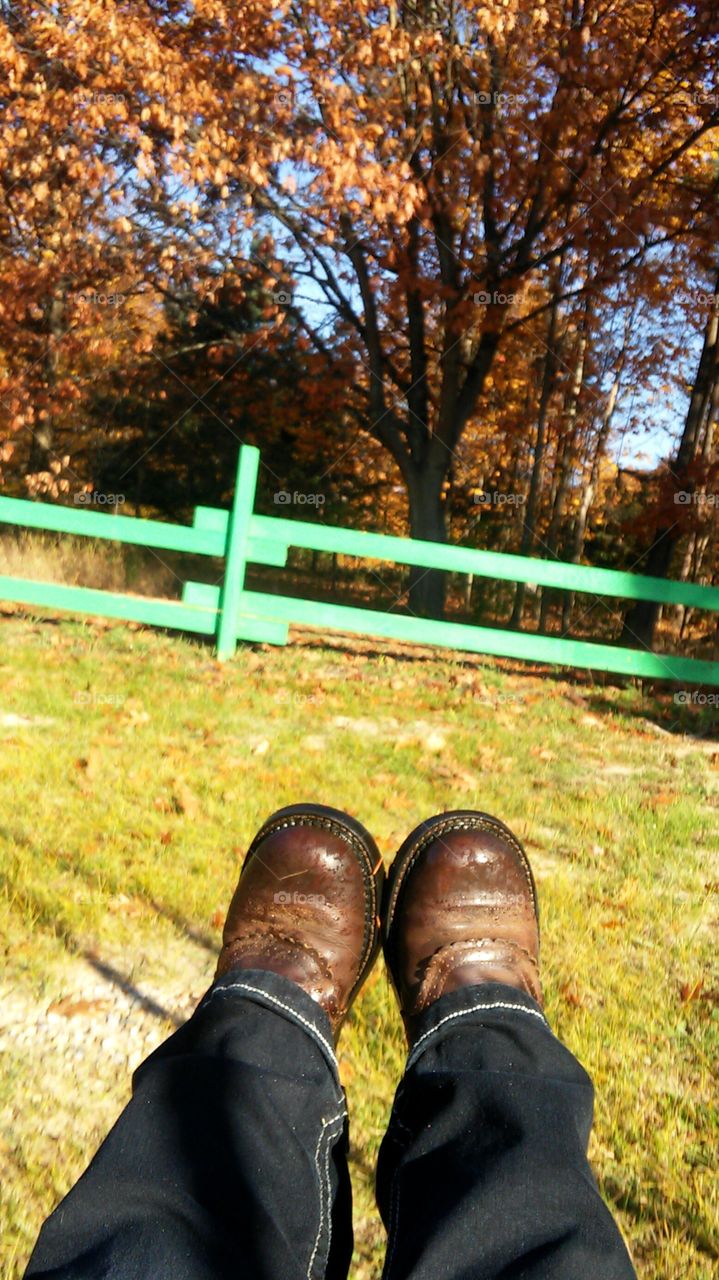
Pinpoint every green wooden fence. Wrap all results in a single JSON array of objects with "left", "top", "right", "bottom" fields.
[{"left": 1, "top": 444, "right": 718, "bottom": 685}]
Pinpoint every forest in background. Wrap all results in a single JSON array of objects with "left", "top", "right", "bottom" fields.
[{"left": 1, "top": 1, "right": 718, "bottom": 648}]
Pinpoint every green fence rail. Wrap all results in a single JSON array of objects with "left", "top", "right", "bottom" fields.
[{"left": 1, "top": 444, "right": 718, "bottom": 684}]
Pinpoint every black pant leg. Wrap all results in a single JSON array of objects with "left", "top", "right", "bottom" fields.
[
  {"left": 376, "top": 982, "right": 636, "bottom": 1280},
  {"left": 25, "top": 969, "right": 353, "bottom": 1280}
]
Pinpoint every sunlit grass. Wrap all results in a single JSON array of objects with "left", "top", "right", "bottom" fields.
[{"left": 1, "top": 610, "right": 717, "bottom": 1279}]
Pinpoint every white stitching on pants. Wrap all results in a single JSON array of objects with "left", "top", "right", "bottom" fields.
[
  {"left": 203, "top": 981, "right": 338, "bottom": 1072},
  {"left": 385, "top": 1002, "right": 548, "bottom": 1278},
  {"left": 307, "top": 1110, "right": 346, "bottom": 1280},
  {"left": 407, "top": 999, "right": 547, "bottom": 1071},
  {"left": 204, "top": 980, "right": 346, "bottom": 1276}
]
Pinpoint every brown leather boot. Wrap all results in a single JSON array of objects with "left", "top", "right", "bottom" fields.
[
  {"left": 383, "top": 810, "right": 542, "bottom": 1039},
  {"left": 215, "top": 803, "right": 385, "bottom": 1040}
]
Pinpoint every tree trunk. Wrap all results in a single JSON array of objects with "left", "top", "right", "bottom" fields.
[
  {"left": 561, "top": 357, "right": 624, "bottom": 632},
  {"left": 537, "top": 434, "right": 571, "bottom": 633},
  {"left": 674, "top": 532, "right": 697, "bottom": 640},
  {"left": 27, "top": 286, "right": 65, "bottom": 477},
  {"left": 676, "top": 407, "right": 717, "bottom": 638},
  {"left": 406, "top": 463, "right": 448, "bottom": 617},
  {"left": 464, "top": 572, "right": 474, "bottom": 613},
  {"left": 509, "top": 255, "right": 564, "bottom": 628},
  {"left": 539, "top": 319, "right": 588, "bottom": 632},
  {"left": 621, "top": 275, "right": 719, "bottom": 649}
]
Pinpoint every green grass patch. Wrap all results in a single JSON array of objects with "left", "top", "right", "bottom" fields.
[{"left": 1, "top": 612, "right": 717, "bottom": 1278}]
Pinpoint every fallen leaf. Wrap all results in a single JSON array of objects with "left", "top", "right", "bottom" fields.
[
  {"left": 74, "top": 752, "right": 100, "bottom": 780},
  {"left": 173, "top": 783, "right": 199, "bottom": 818},
  {"left": 679, "top": 979, "right": 704, "bottom": 1003},
  {"left": 560, "top": 982, "right": 586, "bottom": 1008},
  {"left": 433, "top": 763, "right": 480, "bottom": 789},
  {"left": 108, "top": 894, "right": 144, "bottom": 916},
  {"left": 381, "top": 791, "right": 410, "bottom": 810},
  {"left": 48, "top": 997, "right": 112, "bottom": 1017},
  {"left": 338, "top": 1057, "right": 354, "bottom": 1085}
]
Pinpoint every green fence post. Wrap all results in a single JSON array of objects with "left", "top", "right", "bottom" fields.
[{"left": 216, "top": 445, "right": 261, "bottom": 660}]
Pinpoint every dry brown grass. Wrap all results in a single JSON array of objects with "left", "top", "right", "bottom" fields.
[{"left": 0, "top": 529, "right": 181, "bottom": 598}]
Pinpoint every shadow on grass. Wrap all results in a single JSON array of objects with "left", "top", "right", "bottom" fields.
[
  {"left": 0, "top": 850, "right": 185, "bottom": 1028},
  {"left": 603, "top": 1175, "right": 719, "bottom": 1265},
  {"left": 584, "top": 692, "right": 719, "bottom": 741},
  {"left": 82, "top": 951, "right": 183, "bottom": 1027},
  {"left": 146, "top": 897, "right": 218, "bottom": 955},
  {"left": 1, "top": 819, "right": 219, "bottom": 952},
  {"left": 348, "top": 1146, "right": 380, "bottom": 1185}
]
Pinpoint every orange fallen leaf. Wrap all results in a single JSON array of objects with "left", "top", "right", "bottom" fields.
[
  {"left": 75, "top": 752, "right": 101, "bottom": 780},
  {"left": 560, "top": 982, "right": 586, "bottom": 1008},
  {"left": 338, "top": 1057, "right": 354, "bottom": 1085},
  {"left": 108, "top": 894, "right": 144, "bottom": 916},
  {"left": 172, "top": 783, "right": 199, "bottom": 818},
  {"left": 48, "top": 997, "right": 111, "bottom": 1017}
]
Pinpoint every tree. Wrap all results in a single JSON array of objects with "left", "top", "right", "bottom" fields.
[
  {"left": 621, "top": 271, "right": 719, "bottom": 649},
  {"left": 90, "top": 265, "right": 353, "bottom": 515},
  {"left": 184, "top": 0, "right": 719, "bottom": 613},
  {"left": 2, "top": 0, "right": 719, "bottom": 623}
]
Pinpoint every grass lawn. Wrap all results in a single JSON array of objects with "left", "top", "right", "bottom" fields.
[{"left": 1, "top": 609, "right": 717, "bottom": 1278}]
